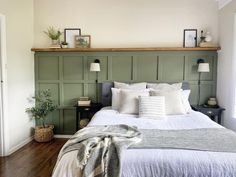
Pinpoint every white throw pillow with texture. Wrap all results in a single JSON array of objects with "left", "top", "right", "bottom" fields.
[
  {"left": 114, "top": 81, "right": 147, "bottom": 90},
  {"left": 119, "top": 89, "right": 149, "bottom": 114},
  {"left": 147, "top": 83, "right": 182, "bottom": 91},
  {"left": 150, "top": 89, "right": 186, "bottom": 115},
  {"left": 111, "top": 88, "right": 121, "bottom": 110},
  {"left": 139, "top": 96, "right": 166, "bottom": 119}
]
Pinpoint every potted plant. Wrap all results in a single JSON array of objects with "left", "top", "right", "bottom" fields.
[
  {"left": 61, "top": 41, "right": 68, "bottom": 48},
  {"left": 44, "top": 26, "right": 62, "bottom": 47},
  {"left": 26, "top": 90, "right": 57, "bottom": 142}
]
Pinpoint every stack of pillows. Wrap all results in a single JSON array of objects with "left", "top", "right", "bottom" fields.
[{"left": 111, "top": 81, "right": 192, "bottom": 119}]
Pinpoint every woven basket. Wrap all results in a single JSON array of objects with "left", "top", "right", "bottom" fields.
[{"left": 34, "top": 125, "right": 54, "bottom": 142}]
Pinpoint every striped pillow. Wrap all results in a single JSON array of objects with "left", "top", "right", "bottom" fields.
[{"left": 138, "top": 96, "right": 166, "bottom": 119}]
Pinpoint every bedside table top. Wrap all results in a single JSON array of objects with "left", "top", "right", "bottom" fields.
[
  {"left": 75, "top": 103, "right": 103, "bottom": 108},
  {"left": 191, "top": 105, "right": 225, "bottom": 111}
]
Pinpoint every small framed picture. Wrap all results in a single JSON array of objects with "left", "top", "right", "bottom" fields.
[
  {"left": 183, "top": 29, "right": 197, "bottom": 48},
  {"left": 64, "top": 28, "right": 81, "bottom": 48},
  {"left": 75, "top": 35, "right": 91, "bottom": 48}
]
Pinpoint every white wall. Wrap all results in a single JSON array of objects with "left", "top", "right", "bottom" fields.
[
  {"left": 0, "top": 0, "right": 34, "bottom": 155},
  {"left": 34, "top": 0, "right": 219, "bottom": 48},
  {"left": 218, "top": 0, "right": 236, "bottom": 131}
]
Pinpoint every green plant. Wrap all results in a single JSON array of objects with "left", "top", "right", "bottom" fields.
[
  {"left": 26, "top": 90, "right": 57, "bottom": 128},
  {"left": 44, "top": 26, "right": 62, "bottom": 40}
]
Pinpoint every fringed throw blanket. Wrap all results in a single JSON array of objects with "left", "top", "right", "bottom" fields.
[
  {"left": 55, "top": 126, "right": 236, "bottom": 177},
  {"left": 56, "top": 124, "right": 141, "bottom": 177}
]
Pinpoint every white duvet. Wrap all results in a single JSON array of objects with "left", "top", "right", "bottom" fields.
[{"left": 53, "top": 107, "right": 236, "bottom": 177}]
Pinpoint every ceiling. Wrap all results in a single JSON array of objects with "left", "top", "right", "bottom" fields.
[{"left": 216, "top": 0, "right": 232, "bottom": 9}]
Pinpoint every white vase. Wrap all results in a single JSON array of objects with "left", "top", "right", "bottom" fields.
[{"left": 205, "top": 32, "right": 212, "bottom": 42}]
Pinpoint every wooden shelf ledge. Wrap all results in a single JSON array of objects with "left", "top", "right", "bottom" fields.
[{"left": 31, "top": 47, "right": 221, "bottom": 52}]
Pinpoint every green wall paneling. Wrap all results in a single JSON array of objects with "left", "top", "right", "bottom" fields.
[
  {"left": 35, "top": 50, "right": 218, "bottom": 134},
  {"left": 158, "top": 55, "right": 185, "bottom": 81}
]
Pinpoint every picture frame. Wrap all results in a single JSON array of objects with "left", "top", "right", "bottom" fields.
[
  {"left": 64, "top": 28, "right": 81, "bottom": 48},
  {"left": 75, "top": 35, "right": 91, "bottom": 48},
  {"left": 183, "top": 29, "right": 197, "bottom": 48}
]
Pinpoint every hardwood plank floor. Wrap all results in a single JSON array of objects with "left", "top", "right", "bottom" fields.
[{"left": 0, "top": 138, "right": 68, "bottom": 177}]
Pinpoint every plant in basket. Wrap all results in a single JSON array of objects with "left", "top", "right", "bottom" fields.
[{"left": 26, "top": 89, "right": 57, "bottom": 142}]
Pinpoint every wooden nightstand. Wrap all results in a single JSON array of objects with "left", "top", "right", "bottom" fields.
[
  {"left": 191, "top": 105, "right": 225, "bottom": 124},
  {"left": 75, "top": 103, "right": 103, "bottom": 130}
]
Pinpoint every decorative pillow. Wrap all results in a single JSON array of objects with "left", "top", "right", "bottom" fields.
[
  {"left": 114, "top": 81, "right": 147, "bottom": 90},
  {"left": 139, "top": 96, "right": 166, "bottom": 119},
  {"left": 111, "top": 88, "right": 121, "bottom": 110},
  {"left": 150, "top": 89, "right": 186, "bottom": 115},
  {"left": 119, "top": 89, "right": 149, "bottom": 114},
  {"left": 181, "top": 90, "right": 192, "bottom": 113},
  {"left": 147, "top": 83, "right": 182, "bottom": 91}
]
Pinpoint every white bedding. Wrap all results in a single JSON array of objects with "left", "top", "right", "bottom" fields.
[{"left": 53, "top": 107, "right": 236, "bottom": 177}]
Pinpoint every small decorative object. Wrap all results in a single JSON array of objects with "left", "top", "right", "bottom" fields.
[
  {"left": 44, "top": 26, "right": 62, "bottom": 48},
  {"left": 90, "top": 59, "right": 101, "bottom": 103},
  {"left": 26, "top": 90, "right": 57, "bottom": 142},
  {"left": 205, "top": 32, "right": 212, "bottom": 42},
  {"left": 64, "top": 28, "right": 81, "bottom": 48},
  {"left": 78, "top": 97, "right": 91, "bottom": 106},
  {"left": 75, "top": 35, "right": 91, "bottom": 48},
  {"left": 61, "top": 41, "right": 68, "bottom": 48},
  {"left": 183, "top": 29, "right": 197, "bottom": 48},
  {"left": 199, "top": 30, "right": 217, "bottom": 47},
  {"left": 200, "top": 30, "right": 206, "bottom": 44},
  {"left": 207, "top": 97, "right": 217, "bottom": 106},
  {"left": 197, "top": 59, "right": 210, "bottom": 105},
  {"left": 80, "top": 118, "right": 90, "bottom": 128}
]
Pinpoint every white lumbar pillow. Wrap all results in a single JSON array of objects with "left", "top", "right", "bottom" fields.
[
  {"left": 119, "top": 89, "right": 149, "bottom": 114},
  {"left": 139, "top": 96, "right": 166, "bottom": 119},
  {"left": 114, "top": 81, "right": 147, "bottom": 90},
  {"left": 147, "top": 83, "right": 182, "bottom": 91},
  {"left": 150, "top": 89, "right": 186, "bottom": 115}
]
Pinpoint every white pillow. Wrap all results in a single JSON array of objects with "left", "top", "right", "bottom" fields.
[
  {"left": 111, "top": 88, "right": 121, "bottom": 110},
  {"left": 119, "top": 89, "right": 149, "bottom": 114},
  {"left": 150, "top": 89, "right": 186, "bottom": 115},
  {"left": 139, "top": 96, "right": 166, "bottom": 119},
  {"left": 114, "top": 81, "right": 147, "bottom": 90},
  {"left": 181, "top": 90, "right": 192, "bottom": 113},
  {"left": 147, "top": 83, "right": 182, "bottom": 91}
]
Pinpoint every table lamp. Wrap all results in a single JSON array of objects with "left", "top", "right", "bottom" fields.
[
  {"left": 90, "top": 59, "right": 100, "bottom": 103},
  {"left": 197, "top": 59, "right": 210, "bottom": 105}
]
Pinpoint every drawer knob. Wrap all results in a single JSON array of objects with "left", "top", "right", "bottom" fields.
[
  {"left": 207, "top": 111, "right": 213, "bottom": 114},
  {"left": 84, "top": 108, "right": 90, "bottom": 111}
]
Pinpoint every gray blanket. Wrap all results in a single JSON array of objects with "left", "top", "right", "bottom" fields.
[
  {"left": 56, "top": 124, "right": 141, "bottom": 177},
  {"left": 56, "top": 126, "right": 236, "bottom": 177},
  {"left": 131, "top": 128, "right": 236, "bottom": 153}
]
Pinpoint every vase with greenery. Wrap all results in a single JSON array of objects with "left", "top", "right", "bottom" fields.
[
  {"left": 26, "top": 90, "right": 57, "bottom": 142},
  {"left": 44, "top": 26, "right": 62, "bottom": 46}
]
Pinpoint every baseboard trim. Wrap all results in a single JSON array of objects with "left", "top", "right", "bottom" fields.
[
  {"left": 54, "top": 134, "right": 72, "bottom": 138},
  {"left": 8, "top": 136, "right": 33, "bottom": 156}
]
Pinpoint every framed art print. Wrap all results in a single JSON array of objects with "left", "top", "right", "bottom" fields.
[
  {"left": 183, "top": 29, "right": 197, "bottom": 48},
  {"left": 64, "top": 28, "right": 81, "bottom": 48},
  {"left": 75, "top": 35, "right": 91, "bottom": 48}
]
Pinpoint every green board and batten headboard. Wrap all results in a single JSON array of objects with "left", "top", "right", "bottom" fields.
[{"left": 33, "top": 47, "right": 218, "bottom": 134}]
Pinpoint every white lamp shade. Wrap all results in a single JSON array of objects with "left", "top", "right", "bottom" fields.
[
  {"left": 90, "top": 63, "right": 100, "bottom": 72},
  {"left": 198, "top": 63, "right": 210, "bottom": 72}
]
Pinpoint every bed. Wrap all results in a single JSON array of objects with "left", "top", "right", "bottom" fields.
[{"left": 52, "top": 82, "right": 236, "bottom": 177}]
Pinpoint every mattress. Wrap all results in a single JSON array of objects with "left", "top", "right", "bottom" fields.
[{"left": 53, "top": 107, "right": 236, "bottom": 177}]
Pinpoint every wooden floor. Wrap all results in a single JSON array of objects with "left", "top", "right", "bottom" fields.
[{"left": 0, "top": 138, "right": 67, "bottom": 177}]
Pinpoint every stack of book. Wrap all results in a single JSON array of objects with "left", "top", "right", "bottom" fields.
[{"left": 78, "top": 97, "right": 91, "bottom": 106}]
